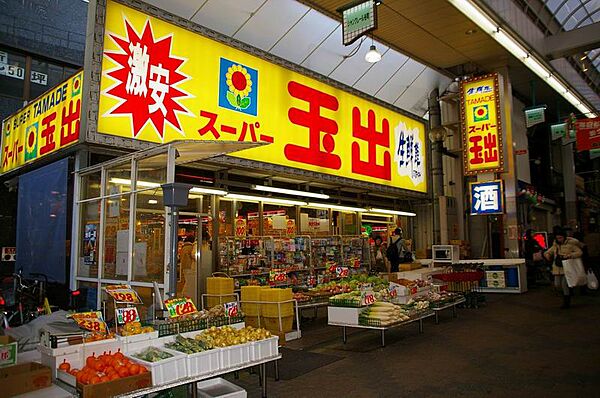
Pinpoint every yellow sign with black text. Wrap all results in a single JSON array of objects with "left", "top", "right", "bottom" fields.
[
  {"left": 460, "top": 74, "right": 504, "bottom": 175},
  {"left": 1, "top": 71, "right": 83, "bottom": 174},
  {"left": 97, "top": 1, "right": 427, "bottom": 193}
]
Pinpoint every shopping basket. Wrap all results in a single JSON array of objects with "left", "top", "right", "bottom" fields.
[{"left": 433, "top": 263, "right": 485, "bottom": 308}]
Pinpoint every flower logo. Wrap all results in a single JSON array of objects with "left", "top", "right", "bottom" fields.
[
  {"left": 473, "top": 104, "right": 489, "bottom": 122},
  {"left": 226, "top": 65, "right": 252, "bottom": 109},
  {"left": 219, "top": 58, "right": 258, "bottom": 116}
]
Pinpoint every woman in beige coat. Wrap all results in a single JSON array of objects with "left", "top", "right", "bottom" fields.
[{"left": 544, "top": 227, "right": 583, "bottom": 309}]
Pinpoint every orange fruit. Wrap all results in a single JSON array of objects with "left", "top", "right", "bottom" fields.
[
  {"left": 128, "top": 364, "right": 140, "bottom": 375},
  {"left": 109, "top": 373, "right": 120, "bottom": 381},
  {"left": 117, "top": 367, "right": 129, "bottom": 378},
  {"left": 114, "top": 351, "right": 124, "bottom": 360},
  {"left": 94, "top": 360, "right": 106, "bottom": 372},
  {"left": 76, "top": 372, "right": 85, "bottom": 384},
  {"left": 139, "top": 366, "right": 148, "bottom": 373},
  {"left": 80, "top": 372, "right": 91, "bottom": 385},
  {"left": 58, "top": 360, "right": 70, "bottom": 372},
  {"left": 105, "top": 366, "right": 116, "bottom": 375},
  {"left": 100, "top": 375, "right": 110, "bottom": 383},
  {"left": 90, "top": 376, "right": 101, "bottom": 384},
  {"left": 86, "top": 354, "right": 97, "bottom": 367}
]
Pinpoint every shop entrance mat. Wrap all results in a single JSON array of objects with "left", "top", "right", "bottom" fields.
[{"left": 266, "top": 348, "right": 342, "bottom": 380}]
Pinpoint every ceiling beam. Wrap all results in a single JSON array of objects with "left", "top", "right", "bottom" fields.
[{"left": 543, "top": 22, "right": 600, "bottom": 60}]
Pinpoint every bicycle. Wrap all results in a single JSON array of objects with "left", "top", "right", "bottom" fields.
[{"left": 0, "top": 270, "right": 50, "bottom": 330}]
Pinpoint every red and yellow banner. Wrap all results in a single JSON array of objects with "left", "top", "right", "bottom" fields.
[
  {"left": 575, "top": 118, "right": 600, "bottom": 152},
  {"left": 1, "top": 71, "right": 82, "bottom": 174},
  {"left": 97, "top": 1, "right": 427, "bottom": 193},
  {"left": 460, "top": 74, "right": 504, "bottom": 175}
]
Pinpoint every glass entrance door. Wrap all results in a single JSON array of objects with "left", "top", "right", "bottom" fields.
[{"left": 177, "top": 212, "right": 211, "bottom": 306}]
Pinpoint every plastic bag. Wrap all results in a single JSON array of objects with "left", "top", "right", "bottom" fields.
[
  {"left": 587, "top": 270, "right": 599, "bottom": 290},
  {"left": 562, "top": 258, "right": 587, "bottom": 288}
]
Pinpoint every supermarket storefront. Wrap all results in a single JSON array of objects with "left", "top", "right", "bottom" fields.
[{"left": 3, "top": 0, "right": 431, "bottom": 315}]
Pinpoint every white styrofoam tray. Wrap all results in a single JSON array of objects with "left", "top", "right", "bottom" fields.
[{"left": 197, "top": 377, "right": 247, "bottom": 398}]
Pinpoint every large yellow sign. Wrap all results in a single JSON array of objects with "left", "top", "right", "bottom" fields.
[
  {"left": 98, "top": 1, "right": 427, "bottom": 193},
  {"left": 1, "top": 71, "right": 83, "bottom": 174},
  {"left": 460, "top": 74, "right": 504, "bottom": 175}
]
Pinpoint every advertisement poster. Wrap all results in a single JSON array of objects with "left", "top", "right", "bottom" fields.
[{"left": 460, "top": 74, "right": 504, "bottom": 175}]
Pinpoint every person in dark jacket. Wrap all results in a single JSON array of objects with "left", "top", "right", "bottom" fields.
[{"left": 524, "top": 229, "right": 543, "bottom": 286}]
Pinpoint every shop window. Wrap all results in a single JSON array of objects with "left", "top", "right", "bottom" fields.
[
  {"left": 76, "top": 281, "right": 100, "bottom": 311},
  {"left": 102, "top": 194, "right": 130, "bottom": 281},
  {"left": 235, "top": 200, "right": 259, "bottom": 236},
  {"left": 81, "top": 171, "right": 102, "bottom": 200},
  {"left": 78, "top": 200, "right": 101, "bottom": 278},
  {"left": 29, "top": 60, "right": 65, "bottom": 99},
  {"left": 133, "top": 189, "right": 165, "bottom": 283},
  {"left": 299, "top": 207, "right": 331, "bottom": 236},
  {"left": 342, "top": 212, "right": 358, "bottom": 235},
  {"left": 136, "top": 153, "right": 167, "bottom": 188},
  {"left": 106, "top": 161, "right": 133, "bottom": 196},
  {"left": 218, "top": 199, "right": 233, "bottom": 237},
  {"left": 0, "top": 50, "right": 26, "bottom": 99},
  {"left": 263, "top": 204, "right": 296, "bottom": 236}
]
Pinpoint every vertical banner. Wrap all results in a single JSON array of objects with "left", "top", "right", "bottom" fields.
[{"left": 460, "top": 74, "right": 504, "bottom": 175}]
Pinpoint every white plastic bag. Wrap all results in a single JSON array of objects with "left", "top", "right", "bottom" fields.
[
  {"left": 587, "top": 270, "right": 599, "bottom": 290},
  {"left": 563, "top": 258, "right": 587, "bottom": 288}
]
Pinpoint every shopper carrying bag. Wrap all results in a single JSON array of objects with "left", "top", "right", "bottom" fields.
[
  {"left": 544, "top": 226, "right": 583, "bottom": 309},
  {"left": 562, "top": 258, "right": 587, "bottom": 288},
  {"left": 587, "top": 269, "right": 599, "bottom": 290}
]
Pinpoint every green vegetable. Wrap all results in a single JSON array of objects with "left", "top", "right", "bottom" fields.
[
  {"left": 165, "top": 335, "right": 213, "bottom": 354},
  {"left": 134, "top": 347, "right": 173, "bottom": 362}
]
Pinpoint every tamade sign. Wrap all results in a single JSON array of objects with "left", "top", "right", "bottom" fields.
[
  {"left": 460, "top": 74, "right": 504, "bottom": 176},
  {"left": 97, "top": 1, "right": 427, "bottom": 193},
  {"left": 1, "top": 71, "right": 83, "bottom": 174}
]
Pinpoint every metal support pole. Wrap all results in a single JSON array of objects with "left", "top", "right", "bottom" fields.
[
  {"left": 274, "top": 360, "right": 280, "bottom": 382},
  {"left": 419, "top": 318, "right": 424, "bottom": 334},
  {"left": 342, "top": 326, "right": 347, "bottom": 344},
  {"left": 453, "top": 305, "right": 457, "bottom": 318},
  {"left": 435, "top": 311, "right": 440, "bottom": 325},
  {"left": 190, "top": 382, "right": 198, "bottom": 398},
  {"left": 429, "top": 88, "right": 444, "bottom": 245},
  {"left": 168, "top": 208, "right": 179, "bottom": 297},
  {"left": 261, "top": 363, "right": 267, "bottom": 398},
  {"left": 381, "top": 329, "right": 385, "bottom": 347}
]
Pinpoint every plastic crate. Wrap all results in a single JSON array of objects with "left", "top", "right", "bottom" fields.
[
  {"left": 328, "top": 297, "right": 363, "bottom": 308},
  {"left": 249, "top": 336, "right": 278, "bottom": 361},
  {"left": 163, "top": 347, "right": 220, "bottom": 378},
  {"left": 127, "top": 350, "right": 187, "bottom": 386},
  {"left": 219, "top": 343, "right": 251, "bottom": 369},
  {"left": 197, "top": 377, "right": 247, "bottom": 398},
  {"left": 119, "top": 331, "right": 159, "bottom": 354},
  {"left": 261, "top": 316, "right": 293, "bottom": 333},
  {"left": 39, "top": 344, "right": 83, "bottom": 380}
]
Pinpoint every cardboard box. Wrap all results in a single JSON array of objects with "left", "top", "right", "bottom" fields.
[
  {"left": 0, "top": 336, "right": 18, "bottom": 368},
  {"left": 399, "top": 262, "right": 422, "bottom": 271},
  {"left": 77, "top": 372, "right": 152, "bottom": 398},
  {"left": 0, "top": 362, "right": 52, "bottom": 397}
]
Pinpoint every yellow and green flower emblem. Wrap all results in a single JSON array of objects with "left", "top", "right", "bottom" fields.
[{"left": 225, "top": 65, "right": 253, "bottom": 110}]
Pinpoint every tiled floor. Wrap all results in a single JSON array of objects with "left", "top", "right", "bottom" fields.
[{"left": 231, "top": 286, "right": 600, "bottom": 397}]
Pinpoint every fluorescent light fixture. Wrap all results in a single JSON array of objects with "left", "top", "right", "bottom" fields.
[
  {"left": 369, "top": 208, "right": 416, "bottom": 217},
  {"left": 148, "top": 199, "right": 158, "bottom": 204},
  {"left": 447, "top": 0, "right": 496, "bottom": 33},
  {"left": 307, "top": 203, "right": 366, "bottom": 212},
  {"left": 448, "top": 0, "right": 597, "bottom": 119},
  {"left": 252, "top": 185, "right": 329, "bottom": 199},
  {"left": 493, "top": 30, "right": 528, "bottom": 60},
  {"left": 362, "top": 212, "right": 394, "bottom": 218},
  {"left": 524, "top": 56, "right": 551, "bottom": 79},
  {"left": 365, "top": 45, "right": 382, "bottom": 63},
  {"left": 225, "top": 193, "right": 307, "bottom": 206},
  {"left": 190, "top": 187, "right": 228, "bottom": 196},
  {"left": 110, "top": 178, "right": 160, "bottom": 188}
]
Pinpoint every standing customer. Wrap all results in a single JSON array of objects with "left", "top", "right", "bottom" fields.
[
  {"left": 386, "top": 228, "right": 409, "bottom": 273},
  {"left": 372, "top": 236, "right": 389, "bottom": 273},
  {"left": 544, "top": 226, "right": 583, "bottom": 309}
]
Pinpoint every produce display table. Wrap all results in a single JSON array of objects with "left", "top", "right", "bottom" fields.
[
  {"left": 328, "top": 311, "right": 435, "bottom": 347},
  {"left": 430, "top": 297, "right": 466, "bottom": 324},
  {"left": 55, "top": 355, "right": 281, "bottom": 398}
]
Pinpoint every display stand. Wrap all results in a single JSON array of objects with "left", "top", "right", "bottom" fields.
[
  {"left": 328, "top": 310, "right": 435, "bottom": 347},
  {"left": 430, "top": 297, "right": 466, "bottom": 324}
]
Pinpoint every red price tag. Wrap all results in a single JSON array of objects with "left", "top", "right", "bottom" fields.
[
  {"left": 363, "top": 293, "right": 376, "bottom": 305},
  {"left": 70, "top": 311, "right": 109, "bottom": 334},
  {"left": 164, "top": 297, "right": 198, "bottom": 318},
  {"left": 336, "top": 266, "right": 349, "bottom": 278},
  {"left": 105, "top": 285, "right": 143, "bottom": 304},
  {"left": 116, "top": 307, "right": 140, "bottom": 324},
  {"left": 269, "top": 270, "right": 287, "bottom": 283},
  {"left": 224, "top": 301, "right": 239, "bottom": 317}
]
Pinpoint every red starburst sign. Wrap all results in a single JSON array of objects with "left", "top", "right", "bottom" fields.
[{"left": 103, "top": 19, "right": 192, "bottom": 139}]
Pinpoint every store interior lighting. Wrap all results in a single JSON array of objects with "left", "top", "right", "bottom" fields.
[
  {"left": 251, "top": 185, "right": 329, "bottom": 199},
  {"left": 368, "top": 208, "right": 417, "bottom": 217},
  {"left": 110, "top": 178, "right": 160, "bottom": 188},
  {"left": 224, "top": 193, "right": 307, "bottom": 206},
  {"left": 308, "top": 202, "right": 366, "bottom": 212},
  {"left": 365, "top": 44, "right": 382, "bottom": 63},
  {"left": 448, "top": 0, "right": 597, "bottom": 118},
  {"left": 190, "top": 187, "right": 228, "bottom": 196},
  {"left": 148, "top": 199, "right": 158, "bottom": 204}
]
